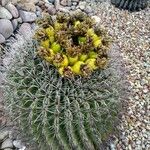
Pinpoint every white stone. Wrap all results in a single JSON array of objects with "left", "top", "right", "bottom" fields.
[
  {"left": 1, "top": 138, "right": 13, "bottom": 149},
  {"left": 0, "top": 6, "right": 12, "bottom": 19},
  {"left": 13, "top": 140, "right": 24, "bottom": 149},
  {"left": 5, "top": 3, "right": 19, "bottom": 18},
  {"left": 19, "top": 10, "right": 37, "bottom": 22},
  {"left": 0, "top": 19, "right": 14, "bottom": 38},
  {"left": 0, "top": 130, "right": 9, "bottom": 141},
  {"left": 91, "top": 16, "right": 101, "bottom": 24},
  {"left": 78, "top": 1, "right": 86, "bottom": 10}
]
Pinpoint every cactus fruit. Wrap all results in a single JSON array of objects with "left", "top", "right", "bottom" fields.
[
  {"left": 3, "top": 32, "right": 125, "bottom": 150},
  {"left": 86, "top": 58, "right": 98, "bottom": 70},
  {"left": 35, "top": 12, "right": 112, "bottom": 77},
  {"left": 51, "top": 42, "right": 61, "bottom": 53},
  {"left": 79, "top": 54, "right": 88, "bottom": 62},
  {"left": 68, "top": 55, "right": 79, "bottom": 65},
  {"left": 72, "top": 61, "right": 85, "bottom": 75},
  {"left": 88, "top": 51, "right": 98, "bottom": 59}
]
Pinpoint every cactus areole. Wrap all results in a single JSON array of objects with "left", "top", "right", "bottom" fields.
[{"left": 35, "top": 12, "right": 112, "bottom": 78}]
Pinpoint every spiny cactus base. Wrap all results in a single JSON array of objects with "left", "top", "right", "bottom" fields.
[{"left": 3, "top": 35, "right": 122, "bottom": 150}]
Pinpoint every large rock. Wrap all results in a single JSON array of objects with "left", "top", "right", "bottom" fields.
[
  {"left": 0, "top": 130, "right": 9, "bottom": 142},
  {"left": 19, "top": 10, "right": 37, "bottom": 22},
  {"left": 0, "top": 6, "right": 12, "bottom": 19},
  {"left": 1, "top": 138, "right": 13, "bottom": 149},
  {"left": 11, "top": 19, "right": 18, "bottom": 30},
  {"left": 0, "top": 34, "right": 6, "bottom": 44},
  {"left": 13, "top": 140, "right": 24, "bottom": 149},
  {"left": 17, "top": 2, "right": 36, "bottom": 12},
  {"left": 0, "top": 0, "right": 10, "bottom": 6},
  {"left": 19, "top": 23, "right": 32, "bottom": 38},
  {"left": 0, "top": 19, "right": 14, "bottom": 38},
  {"left": 47, "top": 5, "right": 56, "bottom": 15},
  {"left": 5, "top": 3, "right": 19, "bottom": 18}
]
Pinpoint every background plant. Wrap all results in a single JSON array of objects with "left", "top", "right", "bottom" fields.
[
  {"left": 111, "top": 0, "right": 148, "bottom": 11},
  {"left": 2, "top": 14, "right": 125, "bottom": 150}
]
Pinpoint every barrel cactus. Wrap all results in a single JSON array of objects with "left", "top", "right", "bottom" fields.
[
  {"left": 111, "top": 0, "right": 148, "bottom": 11},
  {"left": 3, "top": 13, "right": 124, "bottom": 150}
]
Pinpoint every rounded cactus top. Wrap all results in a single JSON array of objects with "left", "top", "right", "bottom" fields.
[{"left": 34, "top": 12, "right": 112, "bottom": 78}]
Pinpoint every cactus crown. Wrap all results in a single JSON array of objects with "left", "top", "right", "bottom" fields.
[{"left": 35, "top": 12, "right": 112, "bottom": 77}]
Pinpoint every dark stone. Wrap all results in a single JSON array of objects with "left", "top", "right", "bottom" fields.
[{"left": 111, "top": 0, "right": 148, "bottom": 12}]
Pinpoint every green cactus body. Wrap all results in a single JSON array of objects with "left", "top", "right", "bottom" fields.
[
  {"left": 3, "top": 13, "right": 123, "bottom": 150},
  {"left": 3, "top": 37, "right": 121, "bottom": 149}
]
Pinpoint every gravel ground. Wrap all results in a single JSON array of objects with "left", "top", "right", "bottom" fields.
[{"left": 87, "top": 0, "right": 150, "bottom": 149}]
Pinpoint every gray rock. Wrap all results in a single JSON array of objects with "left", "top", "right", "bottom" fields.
[
  {"left": 72, "top": 2, "right": 77, "bottom": 6},
  {"left": 55, "top": 0, "right": 60, "bottom": 10},
  {"left": 3, "top": 148, "right": 12, "bottom": 150},
  {"left": 11, "top": 19, "right": 18, "bottom": 30},
  {"left": 5, "top": 3, "right": 19, "bottom": 18},
  {"left": 91, "top": 16, "right": 100, "bottom": 24},
  {"left": 1, "top": 138, "right": 13, "bottom": 149},
  {"left": 0, "top": 130, "right": 9, "bottom": 142},
  {"left": 0, "top": 6, "right": 12, "bottom": 19},
  {"left": 58, "top": 7, "right": 70, "bottom": 13},
  {"left": 19, "top": 23, "right": 32, "bottom": 38},
  {"left": 0, "top": 19, "right": 14, "bottom": 38},
  {"left": 0, "top": 0, "right": 9, "bottom": 6},
  {"left": 19, "top": 10, "right": 37, "bottom": 23},
  {"left": 47, "top": 5, "right": 56, "bottom": 15},
  {"left": 17, "top": 17, "right": 22, "bottom": 24},
  {"left": 85, "top": 5, "right": 93, "bottom": 14},
  {"left": 13, "top": 140, "right": 23, "bottom": 149},
  {"left": 60, "top": 0, "right": 72, "bottom": 6},
  {"left": 78, "top": 1, "right": 86, "bottom": 10},
  {"left": 0, "top": 34, "right": 6, "bottom": 44}
]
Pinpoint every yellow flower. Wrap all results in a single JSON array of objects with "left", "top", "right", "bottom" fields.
[
  {"left": 54, "top": 22, "right": 62, "bottom": 30},
  {"left": 78, "top": 36, "right": 86, "bottom": 44},
  {"left": 86, "top": 58, "right": 98, "bottom": 70},
  {"left": 79, "top": 54, "right": 88, "bottom": 62},
  {"left": 45, "top": 26, "right": 55, "bottom": 37},
  {"left": 51, "top": 42, "right": 61, "bottom": 53},
  {"left": 41, "top": 40, "right": 50, "bottom": 48},
  {"left": 58, "top": 67, "right": 64, "bottom": 76},
  {"left": 87, "top": 28, "right": 95, "bottom": 36},
  {"left": 93, "top": 39, "right": 102, "bottom": 48},
  {"left": 88, "top": 51, "right": 98, "bottom": 59},
  {"left": 74, "top": 21, "right": 81, "bottom": 28},
  {"left": 44, "top": 49, "right": 54, "bottom": 62},
  {"left": 72, "top": 61, "right": 85, "bottom": 75},
  {"left": 91, "top": 34, "right": 100, "bottom": 41},
  {"left": 53, "top": 54, "right": 68, "bottom": 67},
  {"left": 68, "top": 55, "right": 78, "bottom": 65}
]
